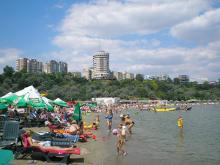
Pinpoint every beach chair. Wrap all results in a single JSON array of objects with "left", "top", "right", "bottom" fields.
[
  {"left": 0, "top": 121, "right": 20, "bottom": 148},
  {"left": 0, "top": 115, "right": 7, "bottom": 135},
  {"left": 15, "top": 133, "right": 80, "bottom": 164}
]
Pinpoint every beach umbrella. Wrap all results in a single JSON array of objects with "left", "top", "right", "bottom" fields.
[
  {"left": 13, "top": 96, "right": 27, "bottom": 108},
  {"left": 0, "top": 97, "right": 7, "bottom": 104},
  {"left": 0, "top": 103, "right": 8, "bottom": 110},
  {"left": 3, "top": 94, "right": 18, "bottom": 104},
  {"left": 53, "top": 98, "right": 68, "bottom": 107},
  {"left": 42, "top": 97, "right": 54, "bottom": 111},
  {"left": 72, "top": 103, "right": 82, "bottom": 122}
]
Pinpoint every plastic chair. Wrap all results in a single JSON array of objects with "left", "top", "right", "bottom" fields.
[{"left": 0, "top": 121, "right": 20, "bottom": 147}]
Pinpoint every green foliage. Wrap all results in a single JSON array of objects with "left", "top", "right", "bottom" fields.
[{"left": 0, "top": 66, "right": 219, "bottom": 101}]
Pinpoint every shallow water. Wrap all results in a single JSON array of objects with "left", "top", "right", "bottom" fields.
[{"left": 97, "top": 105, "right": 220, "bottom": 165}]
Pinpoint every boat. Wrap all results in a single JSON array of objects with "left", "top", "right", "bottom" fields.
[{"left": 155, "top": 107, "right": 176, "bottom": 112}]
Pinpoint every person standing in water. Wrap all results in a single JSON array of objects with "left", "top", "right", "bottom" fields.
[
  {"left": 124, "top": 114, "right": 135, "bottom": 134},
  {"left": 116, "top": 124, "right": 127, "bottom": 156},
  {"left": 105, "top": 108, "right": 113, "bottom": 131},
  {"left": 177, "top": 116, "right": 184, "bottom": 129}
]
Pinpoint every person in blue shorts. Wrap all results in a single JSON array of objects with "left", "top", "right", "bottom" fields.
[{"left": 105, "top": 109, "right": 113, "bottom": 131}]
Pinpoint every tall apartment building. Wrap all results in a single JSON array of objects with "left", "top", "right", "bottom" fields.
[
  {"left": 16, "top": 58, "right": 28, "bottom": 71},
  {"left": 16, "top": 58, "right": 68, "bottom": 74},
  {"left": 16, "top": 58, "right": 43, "bottom": 73},
  {"left": 27, "top": 59, "right": 43, "bottom": 73},
  {"left": 92, "top": 51, "right": 111, "bottom": 79},
  {"left": 43, "top": 60, "right": 67, "bottom": 74},
  {"left": 59, "top": 61, "right": 68, "bottom": 73}
]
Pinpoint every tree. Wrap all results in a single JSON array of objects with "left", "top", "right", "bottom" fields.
[
  {"left": 135, "top": 74, "right": 144, "bottom": 81},
  {"left": 173, "top": 78, "right": 180, "bottom": 84},
  {"left": 3, "top": 66, "right": 14, "bottom": 77}
]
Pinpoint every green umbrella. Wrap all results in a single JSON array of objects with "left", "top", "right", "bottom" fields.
[
  {"left": 14, "top": 96, "right": 27, "bottom": 108},
  {"left": 4, "top": 94, "right": 18, "bottom": 104},
  {"left": 0, "top": 98, "right": 7, "bottom": 104},
  {"left": 53, "top": 98, "right": 68, "bottom": 107},
  {"left": 88, "top": 103, "right": 97, "bottom": 108},
  {"left": 28, "top": 98, "right": 47, "bottom": 109},
  {"left": 0, "top": 103, "right": 8, "bottom": 110},
  {"left": 72, "top": 103, "right": 82, "bottom": 122},
  {"left": 42, "top": 97, "right": 54, "bottom": 111}
]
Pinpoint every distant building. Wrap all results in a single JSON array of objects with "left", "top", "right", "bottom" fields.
[
  {"left": 113, "top": 71, "right": 123, "bottom": 80},
  {"left": 92, "top": 51, "right": 111, "bottom": 79},
  {"left": 59, "top": 61, "right": 68, "bottom": 73},
  {"left": 44, "top": 60, "right": 67, "bottom": 74},
  {"left": 158, "top": 74, "right": 169, "bottom": 81},
  {"left": 16, "top": 58, "right": 28, "bottom": 72},
  {"left": 27, "top": 59, "right": 43, "bottom": 73},
  {"left": 43, "top": 62, "right": 51, "bottom": 73},
  {"left": 16, "top": 58, "right": 43, "bottom": 73},
  {"left": 123, "top": 72, "right": 135, "bottom": 79},
  {"left": 178, "top": 75, "right": 189, "bottom": 83},
  {"left": 72, "top": 72, "right": 81, "bottom": 78},
  {"left": 82, "top": 68, "right": 92, "bottom": 80}
]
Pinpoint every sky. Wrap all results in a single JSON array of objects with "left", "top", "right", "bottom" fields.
[{"left": 0, "top": 0, "right": 220, "bottom": 82}]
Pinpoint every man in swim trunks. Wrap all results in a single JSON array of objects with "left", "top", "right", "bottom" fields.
[{"left": 124, "top": 114, "right": 135, "bottom": 134}]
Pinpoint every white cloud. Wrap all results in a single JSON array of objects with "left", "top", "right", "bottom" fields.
[
  {"left": 171, "top": 8, "right": 220, "bottom": 44},
  {"left": 58, "top": 0, "right": 209, "bottom": 37},
  {"left": 50, "top": 0, "right": 220, "bottom": 81},
  {"left": 0, "top": 48, "right": 22, "bottom": 72}
]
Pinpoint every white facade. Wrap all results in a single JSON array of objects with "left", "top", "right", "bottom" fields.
[
  {"left": 92, "top": 51, "right": 110, "bottom": 79},
  {"left": 113, "top": 71, "right": 123, "bottom": 80},
  {"left": 92, "top": 97, "right": 120, "bottom": 106},
  {"left": 123, "top": 72, "right": 135, "bottom": 79},
  {"left": 82, "top": 68, "right": 92, "bottom": 80}
]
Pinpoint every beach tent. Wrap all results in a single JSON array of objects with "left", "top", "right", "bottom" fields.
[
  {"left": 72, "top": 103, "right": 82, "bottom": 122},
  {"left": 53, "top": 98, "right": 68, "bottom": 107},
  {"left": 15, "top": 85, "right": 47, "bottom": 109}
]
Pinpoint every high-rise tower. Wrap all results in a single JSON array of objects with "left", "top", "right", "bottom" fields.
[{"left": 92, "top": 51, "right": 110, "bottom": 79}]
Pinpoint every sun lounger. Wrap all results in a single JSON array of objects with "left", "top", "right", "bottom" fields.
[{"left": 15, "top": 133, "right": 80, "bottom": 164}]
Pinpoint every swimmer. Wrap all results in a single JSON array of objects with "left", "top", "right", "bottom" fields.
[{"left": 177, "top": 116, "right": 183, "bottom": 129}]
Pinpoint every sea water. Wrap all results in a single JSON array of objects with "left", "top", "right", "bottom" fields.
[{"left": 97, "top": 105, "right": 220, "bottom": 165}]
